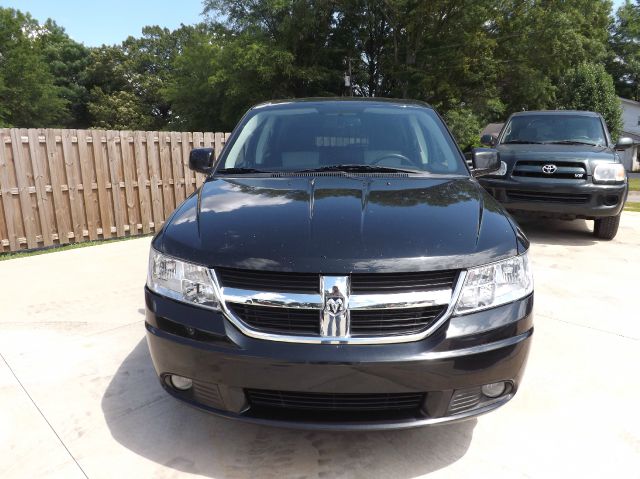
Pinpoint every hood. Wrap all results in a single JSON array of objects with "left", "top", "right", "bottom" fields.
[
  {"left": 497, "top": 144, "right": 618, "bottom": 173},
  {"left": 155, "top": 176, "right": 520, "bottom": 273}
]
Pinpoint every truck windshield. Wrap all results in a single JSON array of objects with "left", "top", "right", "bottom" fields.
[
  {"left": 500, "top": 114, "right": 607, "bottom": 146},
  {"left": 218, "top": 103, "right": 468, "bottom": 175}
]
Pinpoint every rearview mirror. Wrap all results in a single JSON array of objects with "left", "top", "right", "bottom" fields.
[
  {"left": 615, "top": 137, "right": 633, "bottom": 150},
  {"left": 471, "top": 148, "right": 501, "bottom": 177},
  {"left": 189, "top": 148, "right": 214, "bottom": 174},
  {"left": 480, "top": 134, "right": 496, "bottom": 147}
]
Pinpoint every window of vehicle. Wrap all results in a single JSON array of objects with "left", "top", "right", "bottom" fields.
[
  {"left": 500, "top": 114, "right": 607, "bottom": 146},
  {"left": 220, "top": 103, "right": 468, "bottom": 175}
]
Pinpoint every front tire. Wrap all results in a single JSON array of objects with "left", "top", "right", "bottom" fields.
[{"left": 593, "top": 214, "right": 620, "bottom": 240}]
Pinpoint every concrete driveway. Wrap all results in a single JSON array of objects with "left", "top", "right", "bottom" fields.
[{"left": 1, "top": 214, "right": 639, "bottom": 479}]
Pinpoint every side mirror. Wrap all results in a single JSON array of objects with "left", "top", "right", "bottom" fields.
[
  {"left": 615, "top": 137, "right": 633, "bottom": 150},
  {"left": 480, "top": 134, "right": 496, "bottom": 147},
  {"left": 189, "top": 148, "right": 214, "bottom": 173},
  {"left": 471, "top": 148, "right": 501, "bottom": 177}
]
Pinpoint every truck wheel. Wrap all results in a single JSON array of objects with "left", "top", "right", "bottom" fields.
[{"left": 593, "top": 214, "right": 621, "bottom": 240}]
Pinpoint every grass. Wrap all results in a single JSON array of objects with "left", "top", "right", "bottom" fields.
[
  {"left": 625, "top": 201, "right": 640, "bottom": 213},
  {"left": 630, "top": 177, "right": 640, "bottom": 192},
  {"left": 0, "top": 234, "right": 152, "bottom": 262}
]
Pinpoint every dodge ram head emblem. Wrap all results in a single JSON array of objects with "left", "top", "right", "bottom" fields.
[
  {"left": 542, "top": 164, "right": 557, "bottom": 174},
  {"left": 321, "top": 276, "right": 349, "bottom": 338}
]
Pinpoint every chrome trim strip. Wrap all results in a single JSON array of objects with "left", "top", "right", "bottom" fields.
[
  {"left": 349, "top": 289, "right": 451, "bottom": 310},
  {"left": 222, "top": 288, "right": 323, "bottom": 309},
  {"left": 213, "top": 270, "right": 468, "bottom": 345},
  {"left": 222, "top": 287, "right": 451, "bottom": 310}
]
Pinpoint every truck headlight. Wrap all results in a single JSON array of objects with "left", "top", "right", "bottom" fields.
[
  {"left": 593, "top": 163, "right": 625, "bottom": 183},
  {"left": 454, "top": 253, "right": 533, "bottom": 314},
  {"left": 147, "top": 249, "right": 221, "bottom": 310}
]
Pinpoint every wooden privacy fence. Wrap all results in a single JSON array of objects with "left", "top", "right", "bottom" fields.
[{"left": 0, "top": 128, "right": 230, "bottom": 252}]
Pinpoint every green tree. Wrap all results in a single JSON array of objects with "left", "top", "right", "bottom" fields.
[
  {"left": 557, "top": 62, "right": 623, "bottom": 139},
  {"left": 444, "top": 106, "right": 482, "bottom": 151},
  {"left": 609, "top": 0, "right": 640, "bottom": 101},
  {"left": 87, "top": 88, "right": 152, "bottom": 130},
  {"left": 37, "top": 19, "right": 91, "bottom": 127},
  {"left": 0, "top": 8, "right": 68, "bottom": 127},
  {"left": 493, "top": 0, "right": 612, "bottom": 113},
  {"left": 165, "top": 28, "right": 296, "bottom": 131}
]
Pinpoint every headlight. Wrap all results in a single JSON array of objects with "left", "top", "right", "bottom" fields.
[
  {"left": 593, "top": 163, "right": 625, "bottom": 183},
  {"left": 454, "top": 253, "right": 533, "bottom": 315},
  {"left": 147, "top": 249, "right": 220, "bottom": 310}
]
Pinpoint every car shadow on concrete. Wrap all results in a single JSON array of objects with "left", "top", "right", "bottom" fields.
[
  {"left": 513, "top": 215, "right": 598, "bottom": 247},
  {"left": 102, "top": 339, "right": 476, "bottom": 478}
]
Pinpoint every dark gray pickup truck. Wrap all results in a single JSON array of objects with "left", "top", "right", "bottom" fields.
[{"left": 479, "top": 110, "right": 631, "bottom": 239}]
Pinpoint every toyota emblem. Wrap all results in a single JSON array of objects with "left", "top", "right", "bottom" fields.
[{"left": 542, "top": 164, "right": 557, "bottom": 174}]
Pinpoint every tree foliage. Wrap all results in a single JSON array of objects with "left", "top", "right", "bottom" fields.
[
  {"left": 557, "top": 63, "right": 623, "bottom": 139},
  {"left": 609, "top": 0, "right": 640, "bottom": 101},
  {"left": 0, "top": 1, "right": 635, "bottom": 136},
  {"left": 0, "top": 8, "right": 69, "bottom": 127}
]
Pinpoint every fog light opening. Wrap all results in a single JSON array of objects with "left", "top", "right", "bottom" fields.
[
  {"left": 170, "top": 375, "right": 193, "bottom": 391},
  {"left": 481, "top": 381, "right": 507, "bottom": 398}
]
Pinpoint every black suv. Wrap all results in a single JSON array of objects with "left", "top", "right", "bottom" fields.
[
  {"left": 145, "top": 99, "right": 533, "bottom": 430},
  {"left": 479, "top": 110, "right": 631, "bottom": 239}
]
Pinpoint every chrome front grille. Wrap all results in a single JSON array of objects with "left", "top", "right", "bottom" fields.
[{"left": 213, "top": 268, "right": 464, "bottom": 344}]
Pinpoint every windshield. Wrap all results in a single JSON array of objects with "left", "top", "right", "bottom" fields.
[
  {"left": 218, "top": 103, "right": 468, "bottom": 175},
  {"left": 500, "top": 114, "right": 607, "bottom": 146}
]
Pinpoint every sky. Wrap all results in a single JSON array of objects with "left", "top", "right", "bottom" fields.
[
  {"left": 0, "top": 0, "right": 631, "bottom": 47},
  {"left": 0, "top": 0, "right": 205, "bottom": 46}
]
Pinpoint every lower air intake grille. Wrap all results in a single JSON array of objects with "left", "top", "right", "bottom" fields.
[
  {"left": 246, "top": 389, "right": 425, "bottom": 412},
  {"left": 506, "top": 190, "right": 590, "bottom": 204},
  {"left": 448, "top": 387, "right": 482, "bottom": 415}
]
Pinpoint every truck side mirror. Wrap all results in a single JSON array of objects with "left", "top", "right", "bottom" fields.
[
  {"left": 471, "top": 148, "right": 501, "bottom": 177},
  {"left": 615, "top": 137, "right": 633, "bottom": 150},
  {"left": 189, "top": 148, "right": 214, "bottom": 174},
  {"left": 480, "top": 134, "right": 496, "bottom": 147}
]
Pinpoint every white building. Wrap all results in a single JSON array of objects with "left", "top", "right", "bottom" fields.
[{"left": 619, "top": 97, "right": 640, "bottom": 171}]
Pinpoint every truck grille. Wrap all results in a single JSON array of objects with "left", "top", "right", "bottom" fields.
[
  {"left": 506, "top": 190, "right": 590, "bottom": 204},
  {"left": 246, "top": 389, "right": 425, "bottom": 412},
  {"left": 512, "top": 160, "right": 587, "bottom": 179}
]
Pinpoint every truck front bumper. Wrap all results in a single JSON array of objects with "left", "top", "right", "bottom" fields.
[
  {"left": 145, "top": 288, "right": 533, "bottom": 431},
  {"left": 479, "top": 177, "right": 628, "bottom": 219}
]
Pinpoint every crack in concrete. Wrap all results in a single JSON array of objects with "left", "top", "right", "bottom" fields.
[{"left": 0, "top": 352, "right": 89, "bottom": 479}]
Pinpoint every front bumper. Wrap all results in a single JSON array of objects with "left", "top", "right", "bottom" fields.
[
  {"left": 480, "top": 177, "right": 628, "bottom": 219},
  {"left": 145, "top": 288, "right": 533, "bottom": 430}
]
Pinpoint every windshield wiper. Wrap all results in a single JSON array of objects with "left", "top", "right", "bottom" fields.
[
  {"left": 215, "top": 167, "right": 271, "bottom": 175},
  {"left": 296, "top": 164, "right": 421, "bottom": 174},
  {"left": 503, "top": 140, "right": 544, "bottom": 144},
  {"left": 543, "top": 140, "right": 599, "bottom": 146}
]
